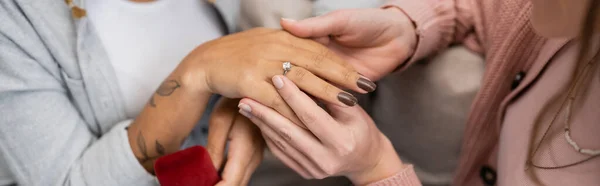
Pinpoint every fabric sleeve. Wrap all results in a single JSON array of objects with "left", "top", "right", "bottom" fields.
[
  {"left": 0, "top": 25, "right": 156, "bottom": 186},
  {"left": 383, "top": 0, "right": 484, "bottom": 71},
  {"left": 366, "top": 165, "right": 422, "bottom": 186}
]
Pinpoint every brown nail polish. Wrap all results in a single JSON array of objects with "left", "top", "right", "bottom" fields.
[
  {"left": 337, "top": 92, "right": 357, "bottom": 106},
  {"left": 357, "top": 76, "right": 377, "bottom": 92}
]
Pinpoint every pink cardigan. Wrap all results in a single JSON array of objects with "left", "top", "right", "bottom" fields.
[{"left": 370, "top": 0, "right": 600, "bottom": 185}]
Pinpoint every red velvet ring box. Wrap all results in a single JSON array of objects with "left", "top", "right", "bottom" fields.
[{"left": 154, "top": 146, "right": 221, "bottom": 186}]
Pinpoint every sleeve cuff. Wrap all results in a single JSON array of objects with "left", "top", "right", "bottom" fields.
[
  {"left": 78, "top": 120, "right": 157, "bottom": 186},
  {"left": 366, "top": 165, "right": 422, "bottom": 186},
  {"left": 382, "top": 0, "right": 455, "bottom": 70}
]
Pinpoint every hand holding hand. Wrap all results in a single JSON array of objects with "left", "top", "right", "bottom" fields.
[
  {"left": 179, "top": 28, "right": 376, "bottom": 126},
  {"left": 281, "top": 7, "right": 417, "bottom": 80},
  {"left": 128, "top": 28, "right": 377, "bottom": 173},
  {"left": 237, "top": 75, "right": 404, "bottom": 185}
]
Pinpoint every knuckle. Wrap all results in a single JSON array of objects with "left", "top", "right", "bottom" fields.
[
  {"left": 270, "top": 95, "right": 285, "bottom": 109},
  {"left": 342, "top": 69, "right": 354, "bottom": 83},
  {"left": 321, "top": 84, "right": 335, "bottom": 97},
  {"left": 292, "top": 68, "right": 308, "bottom": 81},
  {"left": 336, "top": 142, "right": 356, "bottom": 157},
  {"left": 279, "top": 89, "right": 295, "bottom": 101},
  {"left": 321, "top": 162, "right": 340, "bottom": 177},
  {"left": 311, "top": 48, "right": 329, "bottom": 68},
  {"left": 298, "top": 111, "right": 318, "bottom": 125},
  {"left": 274, "top": 139, "right": 286, "bottom": 151},
  {"left": 252, "top": 109, "right": 265, "bottom": 121},
  {"left": 335, "top": 135, "right": 357, "bottom": 156},
  {"left": 278, "top": 129, "right": 292, "bottom": 142}
]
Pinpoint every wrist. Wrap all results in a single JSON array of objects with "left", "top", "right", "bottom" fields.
[
  {"left": 382, "top": 5, "right": 418, "bottom": 57},
  {"left": 177, "top": 57, "right": 212, "bottom": 96},
  {"left": 348, "top": 134, "right": 404, "bottom": 186}
]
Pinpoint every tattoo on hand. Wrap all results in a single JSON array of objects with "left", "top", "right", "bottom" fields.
[
  {"left": 136, "top": 131, "right": 151, "bottom": 162},
  {"left": 148, "top": 79, "right": 181, "bottom": 107},
  {"left": 136, "top": 131, "right": 167, "bottom": 163},
  {"left": 156, "top": 140, "right": 166, "bottom": 155},
  {"left": 149, "top": 97, "right": 157, "bottom": 107}
]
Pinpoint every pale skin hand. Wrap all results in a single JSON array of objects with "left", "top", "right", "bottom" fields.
[
  {"left": 281, "top": 7, "right": 417, "bottom": 81},
  {"left": 126, "top": 28, "right": 373, "bottom": 175},
  {"left": 237, "top": 75, "right": 404, "bottom": 185}
]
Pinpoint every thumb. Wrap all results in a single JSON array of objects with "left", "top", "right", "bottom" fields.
[
  {"left": 280, "top": 10, "right": 350, "bottom": 38},
  {"left": 206, "top": 98, "right": 237, "bottom": 170}
]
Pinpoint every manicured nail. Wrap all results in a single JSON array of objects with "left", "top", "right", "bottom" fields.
[
  {"left": 357, "top": 76, "right": 377, "bottom": 92},
  {"left": 238, "top": 103, "right": 252, "bottom": 113},
  {"left": 239, "top": 109, "right": 252, "bottom": 119},
  {"left": 273, "top": 76, "right": 284, "bottom": 89},
  {"left": 337, "top": 92, "right": 357, "bottom": 106},
  {"left": 281, "top": 18, "right": 296, "bottom": 22}
]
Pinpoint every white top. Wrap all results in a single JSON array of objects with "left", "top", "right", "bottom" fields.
[{"left": 86, "top": 0, "right": 224, "bottom": 118}]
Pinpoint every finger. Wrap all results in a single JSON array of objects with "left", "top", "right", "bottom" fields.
[
  {"left": 238, "top": 100, "right": 323, "bottom": 152},
  {"left": 262, "top": 33, "right": 374, "bottom": 94},
  {"left": 234, "top": 116, "right": 265, "bottom": 186},
  {"left": 280, "top": 10, "right": 350, "bottom": 38},
  {"left": 286, "top": 66, "right": 357, "bottom": 107},
  {"left": 263, "top": 136, "right": 313, "bottom": 179},
  {"left": 241, "top": 81, "right": 305, "bottom": 129},
  {"left": 207, "top": 98, "right": 237, "bottom": 169},
  {"left": 240, "top": 109, "right": 327, "bottom": 178},
  {"left": 219, "top": 118, "right": 258, "bottom": 186},
  {"left": 278, "top": 41, "right": 376, "bottom": 94},
  {"left": 262, "top": 75, "right": 341, "bottom": 143},
  {"left": 262, "top": 62, "right": 359, "bottom": 107},
  {"left": 240, "top": 148, "right": 263, "bottom": 186}
]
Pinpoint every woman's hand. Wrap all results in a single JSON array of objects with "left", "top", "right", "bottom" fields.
[
  {"left": 206, "top": 98, "right": 264, "bottom": 186},
  {"left": 281, "top": 7, "right": 417, "bottom": 81},
  {"left": 185, "top": 27, "right": 374, "bottom": 103},
  {"left": 126, "top": 28, "right": 376, "bottom": 173},
  {"left": 237, "top": 75, "right": 404, "bottom": 185},
  {"left": 180, "top": 28, "right": 377, "bottom": 125}
]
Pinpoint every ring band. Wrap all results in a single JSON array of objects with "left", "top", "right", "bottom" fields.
[{"left": 283, "top": 61, "right": 292, "bottom": 75}]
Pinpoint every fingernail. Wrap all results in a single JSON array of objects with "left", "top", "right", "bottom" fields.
[
  {"left": 239, "top": 109, "right": 253, "bottom": 119},
  {"left": 281, "top": 18, "right": 296, "bottom": 22},
  {"left": 238, "top": 103, "right": 252, "bottom": 113},
  {"left": 357, "top": 76, "right": 377, "bottom": 92},
  {"left": 337, "top": 92, "right": 357, "bottom": 106},
  {"left": 273, "top": 76, "right": 284, "bottom": 89}
]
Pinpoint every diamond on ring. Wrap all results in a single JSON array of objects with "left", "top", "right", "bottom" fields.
[{"left": 283, "top": 62, "right": 292, "bottom": 75}]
